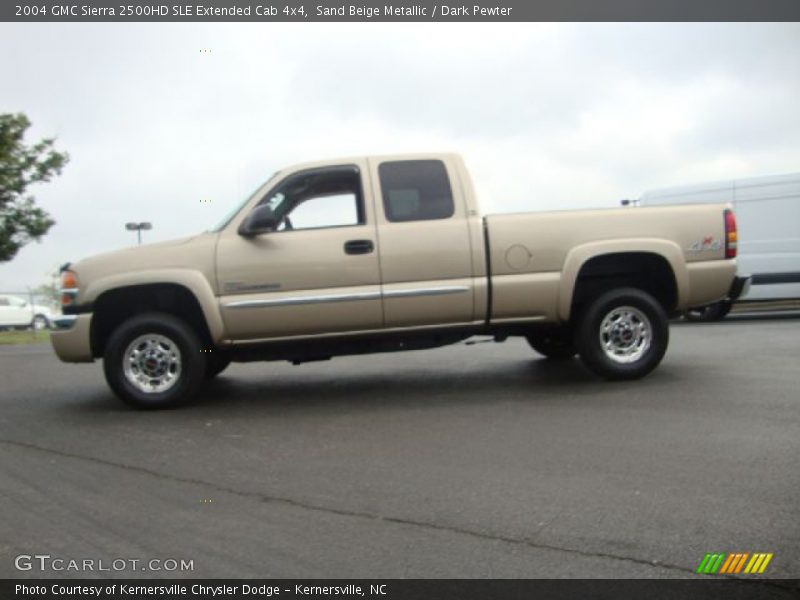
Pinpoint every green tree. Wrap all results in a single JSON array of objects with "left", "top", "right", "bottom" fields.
[{"left": 0, "top": 113, "right": 69, "bottom": 262}]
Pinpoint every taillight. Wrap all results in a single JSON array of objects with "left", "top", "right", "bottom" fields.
[
  {"left": 724, "top": 209, "right": 737, "bottom": 259},
  {"left": 60, "top": 270, "right": 79, "bottom": 306}
]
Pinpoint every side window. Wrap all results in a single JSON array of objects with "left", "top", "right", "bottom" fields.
[
  {"left": 0, "top": 297, "right": 9, "bottom": 307},
  {"left": 285, "top": 193, "right": 359, "bottom": 230},
  {"left": 259, "top": 166, "right": 364, "bottom": 232},
  {"left": 379, "top": 160, "right": 455, "bottom": 222}
]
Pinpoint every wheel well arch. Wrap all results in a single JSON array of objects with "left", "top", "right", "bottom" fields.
[
  {"left": 90, "top": 283, "right": 212, "bottom": 358},
  {"left": 570, "top": 252, "right": 678, "bottom": 319}
]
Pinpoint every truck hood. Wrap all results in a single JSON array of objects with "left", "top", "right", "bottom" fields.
[{"left": 70, "top": 232, "right": 219, "bottom": 296}]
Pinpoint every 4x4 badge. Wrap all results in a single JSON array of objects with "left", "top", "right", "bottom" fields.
[{"left": 688, "top": 236, "right": 723, "bottom": 252}]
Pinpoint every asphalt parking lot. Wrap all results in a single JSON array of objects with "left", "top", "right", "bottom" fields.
[{"left": 1, "top": 314, "right": 798, "bottom": 583}]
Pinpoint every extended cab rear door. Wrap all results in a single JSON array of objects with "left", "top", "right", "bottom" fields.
[{"left": 369, "top": 156, "right": 480, "bottom": 327}]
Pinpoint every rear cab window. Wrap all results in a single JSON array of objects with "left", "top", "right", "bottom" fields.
[{"left": 378, "top": 160, "right": 455, "bottom": 222}]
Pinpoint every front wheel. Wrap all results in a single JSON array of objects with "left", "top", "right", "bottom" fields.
[
  {"left": 103, "top": 312, "right": 206, "bottom": 409},
  {"left": 574, "top": 288, "right": 669, "bottom": 380},
  {"left": 204, "top": 352, "right": 231, "bottom": 379}
]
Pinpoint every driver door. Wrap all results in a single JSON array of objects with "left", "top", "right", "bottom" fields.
[{"left": 216, "top": 162, "right": 383, "bottom": 340}]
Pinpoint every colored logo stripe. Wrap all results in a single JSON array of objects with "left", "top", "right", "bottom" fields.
[
  {"left": 696, "top": 553, "right": 725, "bottom": 574},
  {"left": 719, "top": 553, "right": 749, "bottom": 574},
  {"left": 744, "top": 553, "right": 774, "bottom": 574},
  {"left": 697, "top": 552, "right": 773, "bottom": 575}
]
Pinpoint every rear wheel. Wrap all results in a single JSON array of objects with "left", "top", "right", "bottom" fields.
[
  {"left": 526, "top": 329, "right": 576, "bottom": 360},
  {"left": 574, "top": 288, "right": 669, "bottom": 380},
  {"left": 103, "top": 312, "right": 205, "bottom": 409}
]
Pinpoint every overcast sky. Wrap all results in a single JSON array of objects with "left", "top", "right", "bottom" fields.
[{"left": 1, "top": 22, "right": 799, "bottom": 290}]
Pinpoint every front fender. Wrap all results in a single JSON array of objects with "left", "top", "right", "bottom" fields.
[{"left": 83, "top": 269, "right": 225, "bottom": 342}]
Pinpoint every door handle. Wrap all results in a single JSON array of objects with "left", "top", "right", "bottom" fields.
[{"left": 344, "top": 240, "right": 374, "bottom": 255}]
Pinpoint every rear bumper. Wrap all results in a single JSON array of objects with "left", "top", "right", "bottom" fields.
[
  {"left": 729, "top": 275, "right": 751, "bottom": 301},
  {"left": 50, "top": 313, "right": 94, "bottom": 362}
]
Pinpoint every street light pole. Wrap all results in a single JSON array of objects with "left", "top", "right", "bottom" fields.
[{"left": 125, "top": 222, "right": 152, "bottom": 245}]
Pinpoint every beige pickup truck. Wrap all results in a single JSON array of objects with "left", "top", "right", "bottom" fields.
[{"left": 52, "top": 153, "right": 747, "bottom": 408}]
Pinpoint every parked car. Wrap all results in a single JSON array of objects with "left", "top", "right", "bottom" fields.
[
  {"left": 51, "top": 153, "right": 745, "bottom": 408},
  {"left": 0, "top": 294, "right": 54, "bottom": 330},
  {"left": 639, "top": 171, "right": 800, "bottom": 320}
]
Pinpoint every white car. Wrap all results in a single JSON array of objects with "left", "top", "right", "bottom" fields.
[{"left": 0, "top": 294, "right": 54, "bottom": 330}]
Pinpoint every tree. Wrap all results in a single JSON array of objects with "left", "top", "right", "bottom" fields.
[
  {"left": 32, "top": 265, "right": 63, "bottom": 306},
  {"left": 0, "top": 113, "right": 69, "bottom": 262}
]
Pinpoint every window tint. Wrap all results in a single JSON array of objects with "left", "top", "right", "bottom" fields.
[
  {"left": 379, "top": 160, "right": 455, "bottom": 222},
  {"left": 258, "top": 166, "right": 364, "bottom": 231},
  {"left": 0, "top": 297, "right": 8, "bottom": 307}
]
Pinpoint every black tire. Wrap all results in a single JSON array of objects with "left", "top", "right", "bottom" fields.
[
  {"left": 684, "top": 300, "right": 732, "bottom": 322},
  {"left": 103, "top": 312, "right": 206, "bottom": 409},
  {"left": 526, "top": 329, "right": 576, "bottom": 360},
  {"left": 204, "top": 352, "right": 231, "bottom": 379},
  {"left": 31, "top": 314, "right": 50, "bottom": 330},
  {"left": 574, "top": 287, "right": 669, "bottom": 380}
]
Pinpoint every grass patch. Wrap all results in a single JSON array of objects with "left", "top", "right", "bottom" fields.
[{"left": 0, "top": 329, "right": 51, "bottom": 345}]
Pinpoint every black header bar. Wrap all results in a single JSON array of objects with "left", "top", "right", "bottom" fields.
[{"left": 4, "top": 0, "right": 800, "bottom": 22}]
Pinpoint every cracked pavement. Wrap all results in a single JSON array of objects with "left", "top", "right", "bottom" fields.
[{"left": 1, "top": 314, "right": 799, "bottom": 580}]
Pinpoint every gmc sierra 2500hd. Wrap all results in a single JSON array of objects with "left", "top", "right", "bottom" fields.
[{"left": 51, "top": 154, "right": 748, "bottom": 408}]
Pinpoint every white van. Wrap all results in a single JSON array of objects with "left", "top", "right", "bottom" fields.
[{"left": 638, "top": 172, "right": 800, "bottom": 319}]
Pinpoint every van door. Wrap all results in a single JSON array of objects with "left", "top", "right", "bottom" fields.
[
  {"left": 734, "top": 174, "right": 800, "bottom": 300},
  {"left": 216, "top": 163, "right": 383, "bottom": 340},
  {"left": 370, "top": 157, "right": 476, "bottom": 328}
]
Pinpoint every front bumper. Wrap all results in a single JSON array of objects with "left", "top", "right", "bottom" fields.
[
  {"left": 50, "top": 313, "right": 94, "bottom": 362},
  {"left": 728, "top": 275, "right": 752, "bottom": 301}
]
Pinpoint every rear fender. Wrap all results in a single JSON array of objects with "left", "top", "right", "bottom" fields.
[{"left": 558, "top": 239, "right": 687, "bottom": 321}]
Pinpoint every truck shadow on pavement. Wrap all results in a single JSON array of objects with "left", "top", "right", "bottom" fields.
[
  {"left": 168, "top": 357, "right": 672, "bottom": 414},
  {"left": 65, "top": 356, "right": 634, "bottom": 413}
]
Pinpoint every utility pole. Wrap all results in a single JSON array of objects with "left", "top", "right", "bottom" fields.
[{"left": 125, "top": 222, "right": 152, "bottom": 245}]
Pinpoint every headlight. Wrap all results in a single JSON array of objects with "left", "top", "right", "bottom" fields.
[{"left": 59, "top": 269, "right": 79, "bottom": 306}]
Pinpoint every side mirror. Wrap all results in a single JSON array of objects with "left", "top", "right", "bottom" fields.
[{"left": 238, "top": 204, "right": 279, "bottom": 237}]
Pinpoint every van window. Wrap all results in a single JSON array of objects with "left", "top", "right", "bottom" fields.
[{"left": 379, "top": 160, "right": 455, "bottom": 222}]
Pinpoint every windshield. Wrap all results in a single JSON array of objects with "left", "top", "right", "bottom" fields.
[{"left": 207, "top": 171, "right": 281, "bottom": 232}]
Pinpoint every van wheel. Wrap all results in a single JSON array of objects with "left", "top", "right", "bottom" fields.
[
  {"left": 103, "top": 312, "right": 206, "bottom": 409},
  {"left": 526, "top": 329, "right": 576, "bottom": 360},
  {"left": 574, "top": 288, "right": 668, "bottom": 380}
]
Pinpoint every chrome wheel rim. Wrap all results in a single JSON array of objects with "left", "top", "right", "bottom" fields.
[
  {"left": 32, "top": 316, "right": 47, "bottom": 330},
  {"left": 123, "top": 334, "right": 182, "bottom": 393},
  {"left": 599, "top": 305, "right": 651, "bottom": 364}
]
